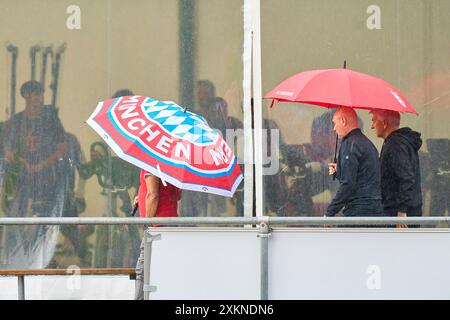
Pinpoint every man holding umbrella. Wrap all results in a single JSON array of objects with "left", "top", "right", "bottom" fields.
[
  {"left": 263, "top": 65, "right": 418, "bottom": 221},
  {"left": 370, "top": 110, "right": 423, "bottom": 227},
  {"left": 325, "top": 107, "right": 383, "bottom": 218},
  {"left": 87, "top": 95, "right": 243, "bottom": 299},
  {"left": 134, "top": 170, "right": 181, "bottom": 300}
]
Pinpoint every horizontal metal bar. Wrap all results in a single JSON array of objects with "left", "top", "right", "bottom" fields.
[
  {"left": 268, "top": 216, "right": 450, "bottom": 225},
  {"left": 0, "top": 216, "right": 449, "bottom": 226},
  {"left": 0, "top": 217, "right": 259, "bottom": 226},
  {"left": 0, "top": 268, "right": 135, "bottom": 276}
]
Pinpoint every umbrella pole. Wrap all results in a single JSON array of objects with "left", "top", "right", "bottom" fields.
[
  {"left": 332, "top": 133, "right": 338, "bottom": 181},
  {"left": 331, "top": 60, "right": 345, "bottom": 181},
  {"left": 328, "top": 104, "right": 339, "bottom": 181}
]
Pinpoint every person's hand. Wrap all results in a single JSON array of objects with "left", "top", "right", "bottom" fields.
[
  {"left": 397, "top": 211, "right": 408, "bottom": 229},
  {"left": 75, "top": 197, "right": 87, "bottom": 214},
  {"left": 328, "top": 163, "right": 337, "bottom": 176},
  {"left": 5, "top": 150, "right": 14, "bottom": 162},
  {"left": 177, "top": 200, "right": 181, "bottom": 217}
]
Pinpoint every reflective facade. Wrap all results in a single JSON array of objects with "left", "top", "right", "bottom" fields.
[
  {"left": 0, "top": 0, "right": 245, "bottom": 269},
  {"left": 0, "top": 0, "right": 449, "bottom": 271},
  {"left": 261, "top": 0, "right": 450, "bottom": 218}
]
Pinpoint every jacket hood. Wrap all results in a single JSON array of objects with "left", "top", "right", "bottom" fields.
[{"left": 390, "top": 127, "right": 422, "bottom": 151}]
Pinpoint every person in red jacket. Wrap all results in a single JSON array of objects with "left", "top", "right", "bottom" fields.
[{"left": 134, "top": 169, "right": 181, "bottom": 300}]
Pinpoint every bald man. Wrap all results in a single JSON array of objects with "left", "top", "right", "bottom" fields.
[
  {"left": 370, "top": 110, "right": 422, "bottom": 228},
  {"left": 325, "top": 107, "right": 382, "bottom": 218}
]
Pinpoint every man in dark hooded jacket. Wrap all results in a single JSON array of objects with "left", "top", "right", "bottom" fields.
[{"left": 370, "top": 110, "right": 423, "bottom": 227}]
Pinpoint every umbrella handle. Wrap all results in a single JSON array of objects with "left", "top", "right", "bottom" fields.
[
  {"left": 131, "top": 203, "right": 138, "bottom": 216},
  {"left": 332, "top": 134, "right": 338, "bottom": 181}
]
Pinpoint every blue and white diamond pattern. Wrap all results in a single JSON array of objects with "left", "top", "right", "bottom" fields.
[{"left": 141, "top": 97, "right": 219, "bottom": 144}]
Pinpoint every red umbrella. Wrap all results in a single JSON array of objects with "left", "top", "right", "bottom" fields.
[
  {"left": 87, "top": 96, "right": 243, "bottom": 197},
  {"left": 264, "top": 66, "right": 417, "bottom": 114},
  {"left": 264, "top": 63, "right": 417, "bottom": 179}
]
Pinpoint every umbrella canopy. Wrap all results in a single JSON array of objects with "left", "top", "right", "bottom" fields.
[
  {"left": 264, "top": 68, "right": 417, "bottom": 114},
  {"left": 87, "top": 96, "right": 243, "bottom": 197}
]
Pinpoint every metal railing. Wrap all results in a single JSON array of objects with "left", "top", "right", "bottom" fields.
[
  {"left": 1, "top": 216, "right": 450, "bottom": 226},
  {"left": 1, "top": 216, "right": 450, "bottom": 300}
]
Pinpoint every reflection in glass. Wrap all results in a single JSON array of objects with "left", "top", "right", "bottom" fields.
[
  {"left": 261, "top": 0, "right": 450, "bottom": 218},
  {"left": 0, "top": 0, "right": 245, "bottom": 269}
]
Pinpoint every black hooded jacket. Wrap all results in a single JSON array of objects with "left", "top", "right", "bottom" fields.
[{"left": 380, "top": 127, "right": 423, "bottom": 216}]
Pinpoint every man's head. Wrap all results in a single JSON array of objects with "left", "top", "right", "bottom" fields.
[
  {"left": 213, "top": 97, "right": 228, "bottom": 117},
  {"left": 370, "top": 109, "right": 400, "bottom": 139},
  {"left": 332, "top": 107, "right": 359, "bottom": 138},
  {"left": 197, "top": 80, "right": 215, "bottom": 109},
  {"left": 112, "top": 89, "right": 134, "bottom": 98},
  {"left": 20, "top": 80, "right": 44, "bottom": 108}
]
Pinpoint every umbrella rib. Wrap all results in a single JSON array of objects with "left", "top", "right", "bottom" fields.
[{"left": 156, "top": 163, "right": 167, "bottom": 187}]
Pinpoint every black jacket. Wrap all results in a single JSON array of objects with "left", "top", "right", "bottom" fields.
[
  {"left": 380, "top": 127, "right": 423, "bottom": 216},
  {"left": 326, "top": 129, "right": 382, "bottom": 217}
]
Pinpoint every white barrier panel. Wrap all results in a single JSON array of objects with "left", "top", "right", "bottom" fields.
[
  {"left": 0, "top": 276, "right": 134, "bottom": 300},
  {"left": 269, "top": 228, "right": 450, "bottom": 299},
  {"left": 150, "top": 227, "right": 450, "bottom": 299},
  {"left": 0, "top": 277, "right": 18, "bottom": 300},
  {"left": 149, "top": 228, "right": 260, "bottom": 300},
  {"left": 3, "top": 227, "right": 450, "bottom": 299}
]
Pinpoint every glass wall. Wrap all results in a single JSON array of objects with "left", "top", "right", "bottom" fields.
[
  {"left": 181, "top": 0, "right": 245, "bottom": 218},
  {"left": 261, "top": 0, "right": 450, "bottom": 218},
  {"left": 1, "top": 0, "right": 450, "bottom": 272},
  {"left": 0, "top": 0, "right": 245, "bottom": 269}
]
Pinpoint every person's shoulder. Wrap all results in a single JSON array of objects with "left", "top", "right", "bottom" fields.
[
  {"left": 40, "top": 105, "right": 60, "bottom": 121},
  {"left": 229, "top": 116, "right": 243, "bottom": 128},
  {"left": 64, "top": 132, "right": 81, "bottom": 147},
  {"left": 4, "top": 111, "right": 24, "bottom": 127},
  {"left": 352, "top": 131, "right": 376, "bottom": 153},
  {"left": 383, "top": 136, "right": 410, "bottom": 157},
  {"left": 347, "top": 129, "right": 366, "bottom": 142},
  {"left": 353, "top": 130, "right": 371, "bottom": 142},
  {"left": 385, "top": 133, "right": 406, "bottom": 149},
  {"left": 143, "top": 170, "right": 155, "bottom": 178},
  {"left": 9, "top": 110, "right": 24, "bottom": 120},
  {"left": 42, "top": 105, "right": 57, "bottom": 114}
]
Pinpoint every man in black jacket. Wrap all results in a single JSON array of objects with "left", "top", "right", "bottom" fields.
[
  {"left": 370, "top": 109, "right": 423, "bottom": 228},
  {"left": 325, "top": 107, "right": 382, "bottom": 218}
]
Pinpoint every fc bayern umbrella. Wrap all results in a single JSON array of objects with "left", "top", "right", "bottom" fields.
[{"left": 87, "top": 96, "right": 243, "bottom": 197}]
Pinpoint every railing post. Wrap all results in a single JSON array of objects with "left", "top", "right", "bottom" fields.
[
  {"left": 143, "top": 228, "right": 161, "bottom": 300},
  {"left": 258, "top": 216, "right": 271, "bottom": 300},
  {"left": 18, "top": 275, "right": 25, "bottom": 300}
]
